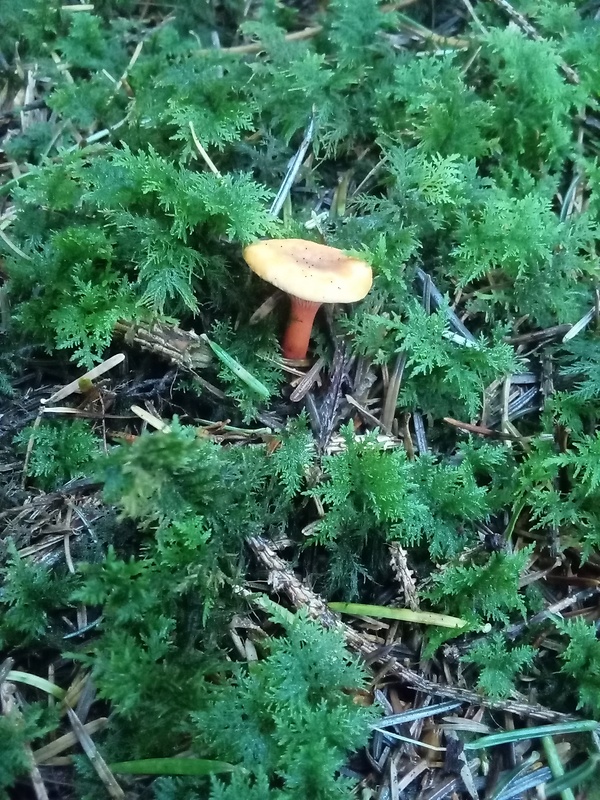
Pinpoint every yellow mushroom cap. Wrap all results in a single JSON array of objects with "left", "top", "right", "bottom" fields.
[{"left": 243, "top": 239, "right": 373, "bottom": 304}]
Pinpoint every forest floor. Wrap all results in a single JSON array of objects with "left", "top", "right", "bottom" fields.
[{"left": 1, "top": 0, "right": 600, "bottom": 798}]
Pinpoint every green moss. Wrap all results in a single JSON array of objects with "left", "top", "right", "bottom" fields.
[{"left": 2, "top": 0, "right": 600, "bottom": 796}]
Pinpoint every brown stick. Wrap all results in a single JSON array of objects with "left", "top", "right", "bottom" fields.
[
  {"left": 113, "top": 320, "right": 211, "bottom": 371},
  {"left": 389, "top": 542, "right": 419, "bottom": 611},
  {"left": 246, "top": 535, "right": 575, "bottom": 722}
]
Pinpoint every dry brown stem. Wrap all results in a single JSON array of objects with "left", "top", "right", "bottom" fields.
[
  {"left": 114, "top": 320, "right": 211, "bottom": 371},
  {"left": 247, "top": 535, "right": 574, "bottom": 722},
  {"left": 388, "top": 542, "right": 419, "bottom": 611}
]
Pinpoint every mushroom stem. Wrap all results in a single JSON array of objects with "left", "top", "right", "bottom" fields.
[{"left": 282, "top": 296, "right": 322, "bottom": 360}]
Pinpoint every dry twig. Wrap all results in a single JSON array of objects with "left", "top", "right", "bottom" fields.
[
  {"left": 113, "top": 320, "right": 211, "bottom": 371},
  {"left": 389, "top": 542, "right": 419, "bottom": 611},
  {"left": 67, "top": 708, "right": 124, "bottom": 799},
  {"left": 246, "top": 535, "right": 574, "bottom": 722}
]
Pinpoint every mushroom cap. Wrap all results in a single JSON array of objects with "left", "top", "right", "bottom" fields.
[{"left": 243, "top": 239, "right": 373, "bottom": 304}]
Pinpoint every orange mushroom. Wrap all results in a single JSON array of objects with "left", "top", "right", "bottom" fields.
[{"left": 243, "top": 239, "right": 373, "bottom": 360}]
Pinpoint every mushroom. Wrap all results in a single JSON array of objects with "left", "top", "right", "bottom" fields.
[{"left": 243, "top": 239, "right": 373, "bottom": 360}]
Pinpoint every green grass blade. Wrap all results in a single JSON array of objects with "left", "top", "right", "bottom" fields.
[
  {"left": 200, "top": 334, "right": 270, "bottom": 399},
  {"left": 544, "top": 755, "right": 600, "bottom": 798},
  {"left": 328, "top": 601, "right": 468, "bottom": 629},
  {"left": 464, "top": 720, "right": 599, "bottom": 750},
  {"left": 542, "top": 735, "right": 575, "bottom": 800},
  {"left": 109, "top": 758, "right": 237, "bottom": 776},
  {"left": 7, "top": 670, "right": 66, "bottom": 699}
]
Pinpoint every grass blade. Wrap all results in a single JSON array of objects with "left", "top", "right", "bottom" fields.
[
  {"left": 109, "top": 758, "right": 237, "bottom": 776},
  {"left": 200, "top": 334, "right": 270, "bottom": 399},
  {"left": 542, "top": 735, "right": 575, "bottom": 800},
  {"left": 7, "top": 670, "right": 66, "bottom": 699},
  {"left": 496, "top": 767, "right": 552, "bottom": 800},
  {"left": 464, "top": 720, "right": 599, "bottom": 750},
  {"left": 544, "top": 755, "right": 600, "bottom": 797},
  {"left": 489, "top": 750, "right": 540, "bottom": 800},
  {"left": 328, "top": 602, "right": 468, "bottom": 629},
  {"left": 68, "top": 708, "right": 124, "bottom": 799},
  {"left": 374, "top": 700, "right": 464, "bottom": 728}
]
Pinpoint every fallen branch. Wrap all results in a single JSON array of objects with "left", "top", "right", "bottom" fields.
[
  {"left": 113, "top": 320, "right": 211, "bottom": 372},
  {"left": 246, "top": 535, "right": 574, "bottom": 723},
  {"left": 389, "top": 541, "right": 419, "bottom": 611}
]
